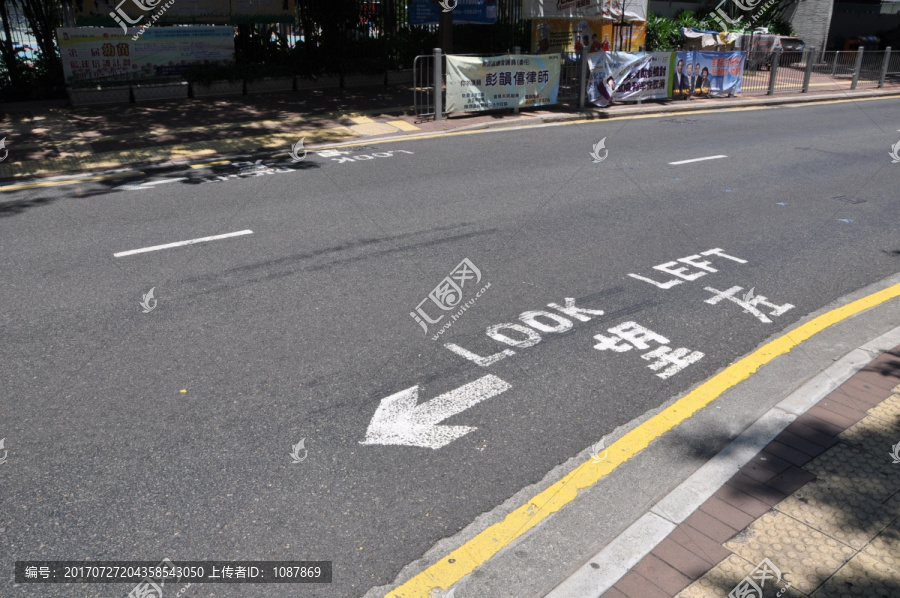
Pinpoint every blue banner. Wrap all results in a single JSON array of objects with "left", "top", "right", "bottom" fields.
[
  {"left": 409, "top": 0, "right": 499, "bottom": 25},
  {"left": 673, "top": 51, "right": 744, "bottom": 99}
]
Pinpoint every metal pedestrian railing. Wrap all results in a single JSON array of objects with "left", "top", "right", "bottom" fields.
[
  {"left": 413, "top": 49, "right": 444, "bottom": 120},
  {"left": 557, "top": 53, "right": 582, "bottom": 104},
  {"left": 413, "top": 46, "right": 895, "bottom": 120}
]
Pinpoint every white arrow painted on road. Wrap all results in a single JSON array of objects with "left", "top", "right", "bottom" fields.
[{"left": 360, "top": 375, "right": 511, "bottom": 449}]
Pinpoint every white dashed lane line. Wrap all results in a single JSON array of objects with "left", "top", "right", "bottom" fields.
[
  {"left": 668, "top": 155, "right": 729, "bottom": 165},
  {"left": 114, "top": 230, "right": 253, "bottom": 258}
]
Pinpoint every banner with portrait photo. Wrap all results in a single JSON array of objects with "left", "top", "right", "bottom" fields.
[
  {"left": 673, "top": 51, "right": 744, "bottom": 99},
  {"left": 445, "top": 53, "right": 560, "bottom": 113},
  {"left": 587, "top": 51, "right": 672, "bottom": 107}
]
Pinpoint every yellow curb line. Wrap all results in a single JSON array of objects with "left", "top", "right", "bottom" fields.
[
  {"left": 0, "top": 171, "right": 140, "bottom": 191},
  {"left": 387, "top": 282, "right": 900, "bottom": 597}
]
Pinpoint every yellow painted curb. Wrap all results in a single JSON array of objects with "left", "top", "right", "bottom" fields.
[{"left": 387, "top": 282, "right": 900, "bottom": 597}]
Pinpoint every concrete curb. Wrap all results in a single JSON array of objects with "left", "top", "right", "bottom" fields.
[
  {"left": 544, "top": 323, "right": 900, "bottom": 598},
  {"left": 451, "top": 87, "right": 900, "bottom": 133}
]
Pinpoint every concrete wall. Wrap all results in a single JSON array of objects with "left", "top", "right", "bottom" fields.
[{"left": 782, "top": 0, "right": 834, "bottom": 51}]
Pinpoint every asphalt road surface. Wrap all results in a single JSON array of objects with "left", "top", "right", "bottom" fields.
[{"left": 2, "top": 97, "right": 899, "bottom": 598}]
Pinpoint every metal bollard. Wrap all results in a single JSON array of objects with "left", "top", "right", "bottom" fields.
[
  {"left": 433, "top": 47, "right": 442, "bottom": 122},
  {"left": 802, "top": 47, "right": 815, "bottom": 92},
  {"left": 879, "top": 47, "right": 891, "bottom": 88},
  {"left": 513, "top": 46, "right": 520, "bottom": 114},
  {"left": 850, "top": 46, "right": 864, "bottom": 90},
  {"left": 578, "top": 46, "right": 588, "bottom": 109},
  {"left": 767, "top": 48, "right": 781, "bottom": 95}
]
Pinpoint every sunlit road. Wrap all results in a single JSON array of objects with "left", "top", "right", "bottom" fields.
[{"left": 2, "top": 97, "right": 899, "bottom": 597}]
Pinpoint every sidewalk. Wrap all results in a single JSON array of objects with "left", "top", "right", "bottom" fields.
[
  {"left": 1, "top": 71, "right": 899, "bottom": 181},
  {"left": 596, "top": 348, "right": 900, "bottom": 598}
]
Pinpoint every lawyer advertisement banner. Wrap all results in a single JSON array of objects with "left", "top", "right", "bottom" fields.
[
  {"left": 445, "top": 54, "right": 560, "bottom": 113},
  {"left": 587, "top": 51, "right": 672, "bottom": 107},
  {"left": 673, "top": 51, "right": 744, "bottom": 99}
]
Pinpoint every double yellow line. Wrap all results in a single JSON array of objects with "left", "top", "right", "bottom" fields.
[{"left": 389, "top": 281, "right": 900, "bottom": 597}]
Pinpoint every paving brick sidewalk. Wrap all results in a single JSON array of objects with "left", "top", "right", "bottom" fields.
[
  {"left": 1, "top": 71, "right": 899, "bottom": 180},
  {"left": 601, "top": 347, "right": 900, "bottom": 598}
]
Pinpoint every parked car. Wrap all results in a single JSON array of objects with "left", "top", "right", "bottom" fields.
[
  {"left": 780, "top": 37, "right": 807, "bottom": 66},
  {"left": 745, "top": 35, "right": 806, "bottom": 70}
]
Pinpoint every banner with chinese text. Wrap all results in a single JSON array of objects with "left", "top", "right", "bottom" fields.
[
  {"left": 587, "top": 51, "right": 672, "bottom": 107},
  {"left": 533, "top": 19, "right": 645, "bottom": 55},
  {"left": 57, "top": 26, "right": 234, "bottom": 83},
  {"left": 409, "top": 0, "right": 498, "bottom": 25},
  {"left": 445, "top": 54, "right": 560, "bottom": 113},
  {"left": 673, "top": 51, "right": 744, "bottom": 99},
  {"left": 523, "top": 0, "right": 647, "bottom": 22}
]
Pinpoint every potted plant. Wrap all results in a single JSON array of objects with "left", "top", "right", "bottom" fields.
[
  {"left": 67, "top": 79, "right": 132, "bottom": 106},
  {"left": 245, "top": 61, "right": 295, "bottom": 94},
  {"left": 185, "top": 63, "right": 247, "bottom": 97},
  {"left": 132, "top": 76, "right": 188, "bottom": 102}
]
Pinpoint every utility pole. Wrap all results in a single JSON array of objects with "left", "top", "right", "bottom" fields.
[{"left": 439, "top": 5, "right": 453, "bottom": 53}]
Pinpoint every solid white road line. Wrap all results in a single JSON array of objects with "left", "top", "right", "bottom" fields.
[
  {"left": 668, "top": 155, "right": 728, "bottom": 165},
  {"left": 114, "top": 230, "right": 253, "bottom": 258},
  {"left": 123, "top": 177, "right": 188, "bottom": 190}
]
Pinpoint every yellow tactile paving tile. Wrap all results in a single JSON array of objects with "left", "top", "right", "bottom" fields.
[
  {"left": 677, "top": 554, "right": 806, "bottom": 598},
  {"left": 865, "top": 393, "right": 900, "bottom": 425},
  {"left": 724, "top": 511, "right": 857, "bottom": 595},
  {"left": 775, "top": 478, "right": 895, "bottom": 550},
  {"left": 386, "top": 119, "right": 420, "bottom": 131},
  {"left": 803, "top": 443, "right": 900, "bottom": 502},
  {"left": 811, "top": 523, "right": 900, "bottom": 597},
  {"left": 676, "top": 554, "right": 752, "bottom": 598},
  {"left": 839, "top": 413, "right": 900, "bottom": 459},
  {"left": 349, "top": 122, "right": 401, "bottom": 136},
  {"left": 350, "top": 115, "right": 376, "bottom": 124}
]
